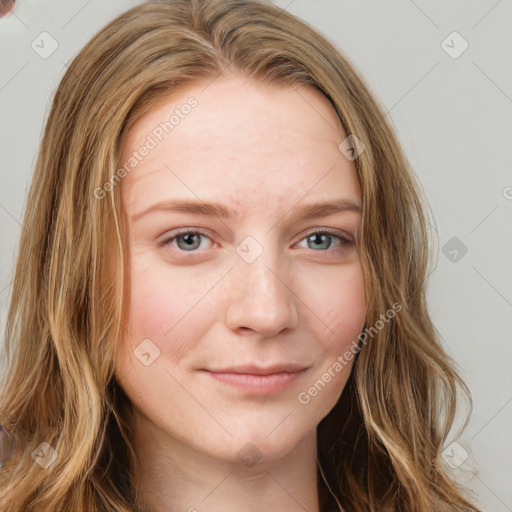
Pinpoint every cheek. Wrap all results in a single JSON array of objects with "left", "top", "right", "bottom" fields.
[
  {"left": 305, "top": 262, "right": 366, "bottom": 352},
  {"left": 296, "top": 267, "right": 365, "bottom": 414},
  {"left": 122, "top": 262, "right": 207, "bottom": 365}
]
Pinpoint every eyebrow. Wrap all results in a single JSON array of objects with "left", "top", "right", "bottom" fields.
[{"left": 131, "top": 198, "right": 361, "bottom": 222}]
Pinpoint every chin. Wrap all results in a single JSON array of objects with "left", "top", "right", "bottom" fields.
[{"left": 205, "top": 422, "right": 316, "bottom": 468}]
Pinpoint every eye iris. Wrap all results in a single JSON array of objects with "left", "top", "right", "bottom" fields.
[
  {"left": 308, "top": 233, "right": 332, "bottom": 250},
  {"left": 176, "top": 233, "right": 201, "bottom": 251}
]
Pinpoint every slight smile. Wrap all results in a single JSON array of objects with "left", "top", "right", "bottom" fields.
[{"left": 200, "top": 365, "right": 310, "bottom": 394}]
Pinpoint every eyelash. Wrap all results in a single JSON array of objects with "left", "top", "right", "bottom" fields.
[{"left": 158, "top": 228, "right": 352, "bottom": 257}]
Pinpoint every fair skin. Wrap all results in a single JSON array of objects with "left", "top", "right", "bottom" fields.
[{"left": 114, "top": 74, "right": 366, "bottom": 512}]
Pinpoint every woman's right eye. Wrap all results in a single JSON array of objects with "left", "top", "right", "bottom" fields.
[{"left": 159, "top": 230, "right": 215, "bottom": 254}]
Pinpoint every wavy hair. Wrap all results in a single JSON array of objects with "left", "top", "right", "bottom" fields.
[{"left": 0, "top": 0, "right": 481, "bottom": 510}]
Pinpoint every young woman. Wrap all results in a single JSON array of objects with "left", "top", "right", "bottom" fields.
[{"left": 0, "top": 0, "right": 481, "bottom": 510}]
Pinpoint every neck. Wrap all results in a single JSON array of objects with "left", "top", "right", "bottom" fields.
[{"left": 131, "top": 415, "right": 322, "bottom": 512}]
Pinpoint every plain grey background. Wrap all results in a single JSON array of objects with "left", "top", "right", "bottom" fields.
[{"left": 1, "top": 1, "right": 511, "bottom": 510}]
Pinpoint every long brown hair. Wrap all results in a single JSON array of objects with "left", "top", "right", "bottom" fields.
[{"left": 0, "top": 0, "right": 481, "bottom": 510}]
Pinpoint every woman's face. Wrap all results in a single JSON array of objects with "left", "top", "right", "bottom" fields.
[{"left": 115, "top": 74, "right": 366, "bottom": 465}]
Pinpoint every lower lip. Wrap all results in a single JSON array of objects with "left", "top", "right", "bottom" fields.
[{"left": 203, "top": 370, "right": 307, "bottom": 394}]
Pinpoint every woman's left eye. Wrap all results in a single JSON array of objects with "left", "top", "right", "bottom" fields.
[
  {"left": 297, "top": 230, "right": 352, "bottom": 251},
  {"left": 159, "top": 229, "right": 352, "bottom": 255}
]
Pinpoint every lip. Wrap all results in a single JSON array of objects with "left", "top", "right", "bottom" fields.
[
  {"left": 206, "top": 364, "right": 309, "bottom": 375},
  {"left": 201, "top": 365, "right": 309, "bottom": 394}
]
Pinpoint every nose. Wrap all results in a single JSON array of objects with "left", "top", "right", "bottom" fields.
[{"left": 224, "top": 239, "right": 299, "bottom": 337}]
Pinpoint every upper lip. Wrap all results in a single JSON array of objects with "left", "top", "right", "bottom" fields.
[{"left": 204, "top": 364, "right": 309, "bottom": 375}]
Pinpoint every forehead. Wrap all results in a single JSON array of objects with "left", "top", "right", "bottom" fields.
[{"left": 119, "top": 75, "right": 360, "bottom": 216}]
